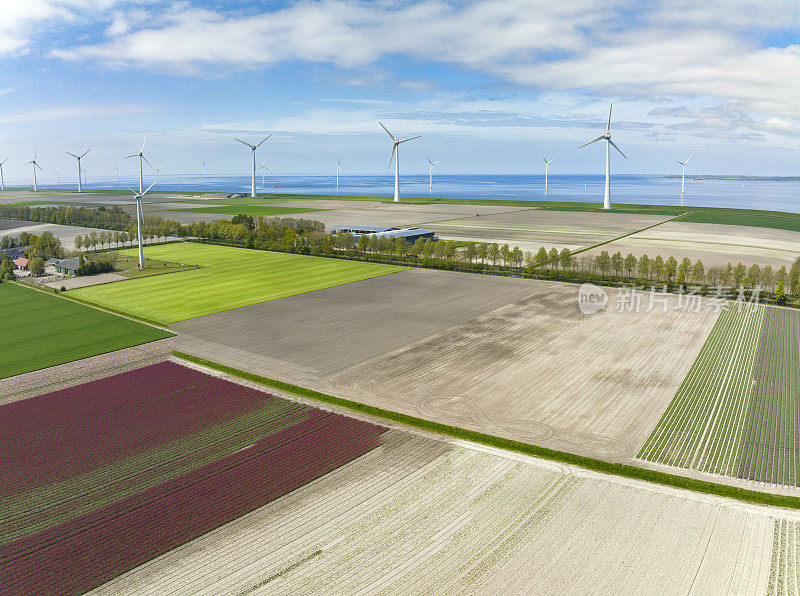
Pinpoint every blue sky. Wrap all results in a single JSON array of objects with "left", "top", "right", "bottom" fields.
[{"left": 0, "top": 0, "right": 798, "bottom": 183}]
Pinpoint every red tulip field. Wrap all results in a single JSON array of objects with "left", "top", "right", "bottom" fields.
[{"left": 0, "top": 361, "right": 385, "bottom": 594}]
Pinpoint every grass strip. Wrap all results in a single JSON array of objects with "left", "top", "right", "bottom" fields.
[
  {"left": 570, "top": 212, "right": 689, "bottom": 255},
  {"left": 173, "top": 351, "right": 800, "bottom": 510}
]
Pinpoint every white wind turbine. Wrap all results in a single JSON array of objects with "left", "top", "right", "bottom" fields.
[
  {"left": 54, "top": 169, "right": 61, "bottom": 186},
  {"left": 0, "top": 157, "right": 7, "bottom": 191},
  {"left": 155, "top": 166, "right": 162, "bottom": 185},
  {"left": 127, "top": 180, "right": 157, "bottom": 269},
  {"left": 115, "top": 164, "right": 120, "bottom": 187},
  {"left": 27, "top": 151, "right": 43, "bottom": 192},
  {"left": 426, "top": 156, "right": 438, "bottom": 195},
  {"left": 202, "top": 160, "right": 206, "bottom": 186},
  {"left": 235, "top": 135, "right": 270, "bottom": 197},
  {"left": 258, "top": 162, "right": 270, "bottom": 189},
  {"left": 380, "top": 122, "right": 419, "bottom": 203},
  {"left": 66, "top": 149, "right": 90, "bottom": 192},
  {"left": 579, "top": 103, "right": 627, "bottom": 209},
  {"left": 336, "top": 157, "right": 341, "bottom": 192},
  {"left": 677, "top": 153, "right": 693, "bottom": 199},
  {"left": 125, "top": 138, "right": 152, "bottom": 194},
  {"left": 543, "top": 157, "right": 553, "bottom": 192}
]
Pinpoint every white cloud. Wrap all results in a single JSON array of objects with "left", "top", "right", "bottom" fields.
[{"left": 0, "top": 104, "right": 151, "bottom": 124}]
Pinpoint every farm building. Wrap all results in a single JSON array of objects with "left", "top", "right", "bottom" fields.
[
  {"left": 13, "top": 257, "right": 29, "bottom": 270},
  {"left": 52, "top": 257, "right": 80, "bottom": 276},
  {"left": 331, "top": 225, "right": 436, "bottom": 244},
  {"left": 1, "top": 246, "right": 27, "bottom": 261}
]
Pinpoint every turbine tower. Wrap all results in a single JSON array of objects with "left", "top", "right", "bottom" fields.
[
  {"left": 127, "top": 181, "right": 157, "bottom": 269},
  {"left": 380, "top": 122, "right": 419, "bottom": 203},
  {"left": 66, "top": 149, "right": 90, "bottom": 192},
  {"left": 54, "top": 169, "right": 61, "bottom": 186},
  {"left": 258, "top": 162, "right": 270, "bottom": 189},
  {"left": 202, "top": 160, "right": 206, "bottom": 185},
  {"left": 426, "top": 156, "right": 438, "bottom": 195},
  {"left": 115, "top": 164, "right": 120, "bottom": 187},
  {"left": 0, "top": 158, "right": 7, "bottom": 191},
  {"left": 235, "top": 135, "right": 270, "bottom": 198},
  {"left": 336, "top": 157, "right": 341, "bottom": 192},
  {"left": 543, "top": 157, "right": 553, "bottom": 192},
  {"left": 677, "top": 153, "right": 693, "bottom": 198},
  {"left": 579, "top": 103, "right": 627, "bottom": 209},
  {"left": 155, "top": 166, "right": 162, "bottom": 185},
  {"left": 125, "top": 138, "right": 151, "bottom": 194},
  {"left": 27, "top": 151, "right": 43, "bottom": 192}
]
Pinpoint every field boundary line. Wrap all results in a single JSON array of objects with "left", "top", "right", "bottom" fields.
[
  {"left": 571, "top": 212, "right": 689, "bottom": 255},
  {"left": 7, "top": 279, "right": 173, "bottom": 331},
  {"left": 172, "top": 350, "right": 800, "bottom": 510}
]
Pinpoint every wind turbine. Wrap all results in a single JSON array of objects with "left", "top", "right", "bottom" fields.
[
  {"left": 82, "top": 168, "right": 88, "bottom": 187},
  {"left": 202, "top": 160, "right": 206, "bottom": 186},
  {"left": 125, "top": 138, "right": 151, "bottom": 194},
  {"left": 127, "top": 181, "right": 157, "bottom": 269},
  {"left": 66, "top": 149, "right": 90, "bottom": 192},
  {"left": 380, "top": 122, "right": 420, "bottom": 203},
  {"left": 579, "top": 103, "right": 626, "bottom": 209},
  {"left": 426, "top": 156, "right": 438, "bottom": 195},
  {"left": 155, "top": 166, "right": 162, "bottom": 185},
  {"left": 234, "top": 135, "right": 270, "bottom": 197},
  {"left": 677, "top": 153, "right": 693, "bottom": 199},
  {"left": 258, "top": 162, "right": 270, "bottom": 189},
  {"left": 115, "top": 164, "right": 120, "bottom": 187},
  {"left": 27, "top": 151, "right": 43, "bottom": 192},
  {"left": 0, "top": 158, "right": 7, "bottom": 191},
  {"left": 336, "top": 157, "right": 341, "bottom": 192},
  {"left": 543, "top": 157, "right": 553, "bottom": 192},
  {"left": 54, "top": 169, "right": 61, "bottom": 186}
]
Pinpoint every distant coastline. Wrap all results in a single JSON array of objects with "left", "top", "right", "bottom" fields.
[{"left": 664, "top": 175, "right": 800, "bottom": 182}]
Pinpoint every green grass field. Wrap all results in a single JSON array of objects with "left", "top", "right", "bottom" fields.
[
  {"left": 177, "top": 205, "right": 328, "bottom": 217},
  {"left": 70, "top": 243, "right": 406, "bottom": 324},
  {"left": 0, "top": 283, "right": 173, "bottom": 379}
]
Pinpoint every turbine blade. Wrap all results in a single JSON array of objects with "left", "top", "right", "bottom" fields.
[
  {"left": 578, "top": 136, "right": 604, "bottom": 148},
  {"left": 234, "top": 137, "right": 254, "bottom": 149},
  {"left": 124, "top": 154, "right": 138, "bottom": 159},
  {"left": 685, "top": 153, "right": 693, "bottom": 165},
  {"left": 66, "top": 152, "right": 79, "bottom": 159},
  {"left": 543, "top": 156, "right": 548, "bottom": 164},
  {"left": 427, "top": 156, "right": 432, "bottom": 164},
  {"left": 609, "top": 139, "right": 627, "bottom": 159},
  {"left": 140, "top": 137, "right": 146, "bottom": 153},
  {"left": 607, "top": 102, "right": 612, "bottom": 133},
  {"left": 677, "top": 161, "right": 685, "bottom": 166},
  {"left": 254, "top": 134, "right": 271, "bottom": 149},
  {"left": 142, "top": 180, "right": 157, "bottom": 195},
  {"left": 34, "top": 149, "right": 37, "bottom": 160},
  {"left": 81, "top": 149, "right": 91, "bottom": 158},
  {"left": 388, "top": 145, "right": 396, "bottom": 170},
  {"left": 34, "top": 162, "right": 44, "bottom": 171},
  {"left": 0, "top": 157, "right": 6, "bottom": 165},
  {"left": 379, "top": 122, "right": 397, "bottom": 142},
  {"left": 399, "top": 135, "right": 420, "bottom": 143},
  {"left": 433, "top": 161, "right": 438, "bottom": 165},
  {"left": 142, "top": 155, "right": 152, "bottom": 168},
  {"left": 126, "top": 186, "right": 136, "bottom": 194}
]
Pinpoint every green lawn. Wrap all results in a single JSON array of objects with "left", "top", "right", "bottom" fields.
[
  {"left": 0, "top": 283, "right": 173, "bottom": 379},
  {"left": 70, "top": 243, "right": 406, "bottom": 324},
  {"left": 177, "top": 205, "right": 328, "bottom": 217}
]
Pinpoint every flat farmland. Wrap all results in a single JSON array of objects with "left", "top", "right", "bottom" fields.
[
  {"left": 0, "top": 361, "right": 385, "bottom": 594},
  {"left": 175, "top": 270, "right": 718, "bottom": 461},
  {"left": 265, "top": 200, "right": 530, "bottom": 230},
  {"left": 173, "top": 268, "right": 539, "bottom": 383},
  {"left": 69, "top": 243, "right": 405, "bottom": 323},
  {"left": 425, "top": 209, "right": 673, "bottom": 251},
  {"left": 90, "top": 430, "right": 790, "bottom": 595},
  {"left": 0, "top": 283, "right": 172, "bottom": 379},
  {"left": 0, "top": 220, "right": 116, "bottom": 250},
  {"left": 585, "top": 221, "right": 800, "bottom": 269},
  {"left": 639, "top": 303, "right": 800, "bottom": 488},
  {"left": 176, "top": 205, "right": 328, "bottom": 217}
]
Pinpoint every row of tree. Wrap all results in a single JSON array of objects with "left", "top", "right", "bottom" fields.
[{"left": 0, "top": 231, "right": 65, "bottom": 260}]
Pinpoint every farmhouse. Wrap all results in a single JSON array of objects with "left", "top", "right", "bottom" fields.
[
  {"left": 52, "top": 257, "right": 80, "bottom": 276},
  {"left": 331, "top": 224, "right": 436, "bottom": 244},
  {"left": 13, "top": 257, "right": 29, "bottom": 271},
  {"left": 1, "top": 246, "right": 27, "bottom": 261}
]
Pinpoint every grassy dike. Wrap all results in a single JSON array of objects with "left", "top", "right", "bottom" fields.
[{"left": 174, "top": 350, "right": 800, "bottom": 511}]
